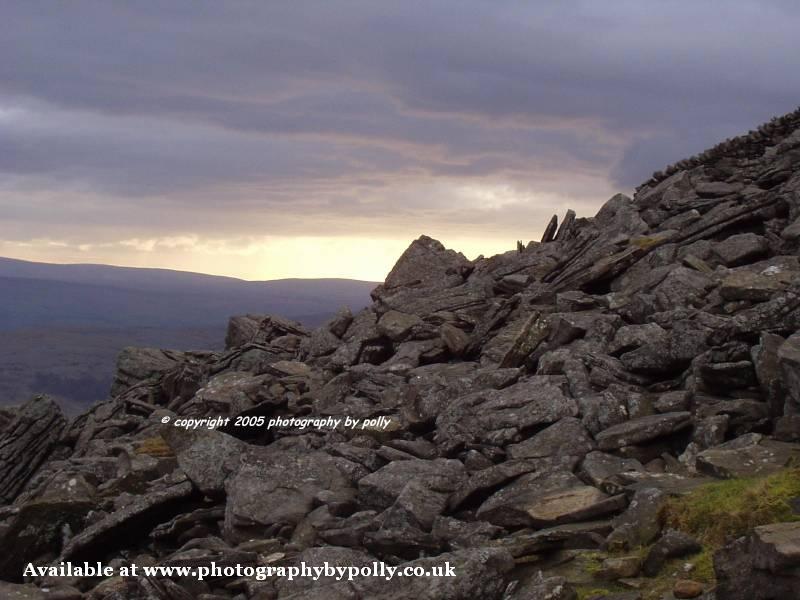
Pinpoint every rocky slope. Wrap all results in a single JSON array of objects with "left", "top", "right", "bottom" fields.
[{"left": 2, "top": 108, "right": 800, "bottom": 600}]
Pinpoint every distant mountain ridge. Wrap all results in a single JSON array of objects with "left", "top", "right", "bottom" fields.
[
  {"left": 0, "top": 257, "right": 377, "bottom": 410},
  {"left": 0, "top": 257, "right": 377, "bottom": 329}
]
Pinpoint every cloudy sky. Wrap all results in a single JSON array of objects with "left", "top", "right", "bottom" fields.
[{"left": 1, "top": 1, "right": 799, "bottom": 281}]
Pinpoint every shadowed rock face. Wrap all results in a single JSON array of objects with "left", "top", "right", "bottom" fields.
[{"left": 3, "top": 108, "right": 800, "bottom": 597}]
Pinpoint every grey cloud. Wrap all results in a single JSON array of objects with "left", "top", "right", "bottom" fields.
[{"left": 1, "top": 0, "right": 799, "bottom": 242}]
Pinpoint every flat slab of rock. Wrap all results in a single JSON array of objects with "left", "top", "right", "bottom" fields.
[
  {"left": 493, "top": 520, "right": 613, "bottom": 557},
  {"left": 60, "top": 479, "right": 195, "bottom": 561},
  {"left": 720, "top": 270, "right": 786, "bottom": 302},
  {"left": 477, "top": 471, "right": 626, "bottom": 529},
  {"left": 715, "top": 521, "right": 800, "bottom": 600},
  {"left": 595, "top": 412, "right": 692, "bottom": 450},
  {"left": 696, "top": 437, "right": 800, "bottom": 478},
  {"left": 507, "top": 417, "right": 595, "bottom": 460},
  {"left": 751, "top": 521, "right": 800, "bottom": 572}
]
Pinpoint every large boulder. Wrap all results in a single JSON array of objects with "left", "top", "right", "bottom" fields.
[
  {"left": 715, "top": 522, "right": 800, "bottom": 600},
  {"left": 376, "top": 235, "right": 472, "bottom": 292},
  {"left": 224, "top": 447, "right": 351, "bottom": 542},
  {"left": 476, "top": 470, "right": 626, "bottom": 529}
]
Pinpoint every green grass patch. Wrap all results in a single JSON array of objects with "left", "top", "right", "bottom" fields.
[{"left": 661, "top": 467, "right": 800, "bottom": 547}]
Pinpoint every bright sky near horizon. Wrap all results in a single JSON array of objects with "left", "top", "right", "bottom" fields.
[{"left": 2, "top": 2, "right": 799, "bottom": 281}]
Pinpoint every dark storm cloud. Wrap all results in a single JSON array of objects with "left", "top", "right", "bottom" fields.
[{"left": 1, "top": 0, "right": 799, "bottom": 238}]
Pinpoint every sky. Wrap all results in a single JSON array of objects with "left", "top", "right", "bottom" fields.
[{"left": 1, "top": 1, "right": 799, "bottom": 281}]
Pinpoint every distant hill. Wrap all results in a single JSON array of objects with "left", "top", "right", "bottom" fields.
[{"left": 0, "top": 257, "right": 377, "bottom": 412}]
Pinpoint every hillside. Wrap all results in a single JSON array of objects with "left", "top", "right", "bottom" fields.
[
  {"left": 2, "top": 108, "right": 800, "bottom": 598},
  {"left": 0, "top": 261, "right": 375, "bottom": 410}
]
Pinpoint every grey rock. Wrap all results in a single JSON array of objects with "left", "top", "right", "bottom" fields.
[
  {"left": 225, "top": 314, "right": 307, "bottom": 349},
  {"left": 608, "top": 324, "right": 667, "bottom": 356},
  {"left": 642, "top": 529, "right": 701, "bottom": 576},
  {"left": 431, "top": 516, "right": 502, "bottom": 549},
  {"left": 654, "top": 391, "right": 690, "bottom": 413},
  {"left": 698, "top": 360, "right": 757, "bottom": 391},
  {"left": 477, "top": 470, "right": 626, "bottom": 529},
  {"left": 0, "top": 395, "right": 66, "bottom": 504},
  {"left": 448, "top": 458, "right": 544, "bottom": 511},
  {"left": 161, "top": 427, "right": 245, "bottom": 496},
  {"left": 358, "top": 458, "right": 465, "bottom": 510},
  {"left": 606, "top": 487, "right": 668, "bottom": 551},
  {"left": 61, "top": 479, "right": 195, "bottom": 561},
  {"left": 377, "top": 235, "right": 472, "bottom": 292},
  {"left": 714, "top": 233, "right": 770, "bottom": 266},
  {"left": 595, "top": 412, "right": 692, "bottom": 451},
  {"left": 578, "top": 452, "right": 644, "bottom": 492},
  {"left": 714, "top": 522, "right": 800, "bottom": 600},
  {"left": 435, "top": 377, "right": 578, "bottom": 453},
  {"left": 719, "top": 270, "right": 786, "bottom": 302},
  {"left": 0, "top": 583, "right": 47, "bottom": 600},
  {"left": 510, "top": 575, "right": 577, "bottom": 600},
  {"left": 377, "top": 310, "right": 424, "bottom": 341},
  {"left": 752, "top": 332, "right": 788, "bottom": 417},
  {"left": 696, "top": 437, "right": 800, "bottom": 478},
  {"left": 224, "top": 448, "right": 351, "bottom": 542},
  {"left": 507, "top": 418, "right": 595, "bottom": 461}
]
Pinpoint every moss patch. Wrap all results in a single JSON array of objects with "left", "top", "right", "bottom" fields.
[
  {"left": 134, "top": 435, "right": 174, "bottom": 457},
  {"left": 661, "top": 467, "right": 800, "bottom": 547}
]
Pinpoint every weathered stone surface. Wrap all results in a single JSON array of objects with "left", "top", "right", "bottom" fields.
[
  {"left": 595, "top": 412, "right": 692, "bottom": 450},
  {"left": 696, "top": 437, "right": 800, "bottom": 478},
  {"left": 720, "top": 270, "right": 786, "bottom": 302},
  {"left": 111, "top": 347, "right": 189, "bottom": 395},
  {"left": 60, "top": 479, "right": 195, "bottom": 561},
  {"left": 507, "top": 417, "right": 595, "bottom": 460},
  {"left": 161, "top": 426, "right": 245, "bottom": 496},
  {"left": 715, "top": 522, "right": 800, "bottom": 600},
  {"left": 377, "top": 310, "right": 424, "bottom": 341},
  {"left": 225, "top": 314, "right": 307, "bottom": 349},
  {"left": 714, "top": 233, "right": 770, "bottom": 266},
  {"left": 435, "top": 377, "right": 578, "bottom": 453},
  {"left": 358, "top": 458, "right": 465, "bottom": 510},
  {"left": 448, "top": 458, "right": 542, "bottom": 511},
  {"left": 0, "top": 582, "right": 47, "bottom": 600},
  {"left": 510, "top": 575, "right": 577, "bottom": 600},
  {"left": 606, "top": 488, "right": 668, "bottom": 551},
  {"left": 596, "top": 555, "right": 642, "bottom": 580},
  {"left": 642, "top": 529, "right": 701, "bottom": 576},
  {"left": 0, "top": 395, "right": 66, "bottom": 504},
  {"left": 477, "top": 470, "right": 626, "bottom": 529},
  {"left": 224, "top": 448, "right": 351, "bottom": 542},
  {"left": 378, "top": 235, "right": 473, "bottom": 291},
  {"left": 620, "top": 328, "right": 708, "bottom": 375}
]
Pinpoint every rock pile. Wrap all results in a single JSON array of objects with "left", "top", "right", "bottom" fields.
[{"left": 2, "top": 108, "right": 800, "bottom": 599}]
